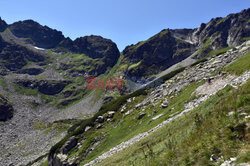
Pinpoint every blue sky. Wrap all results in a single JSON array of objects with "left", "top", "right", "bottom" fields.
[{"left": 0, "top": 0, "right": 249, "bottom": 50}]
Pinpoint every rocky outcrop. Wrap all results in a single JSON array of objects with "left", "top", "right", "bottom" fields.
[
  {"left": 107, "top": 111, "right": 115, "bottom": 118},
  {"left": 49, "top": 154, "right": 77, "bottom": 166},
  {"left": 8, "top": 20, "right": 65, "bottom": 48},
  {"left": 137, "top": 113, "right": 146, "bottom": 120},
  {"left": 0, "top": 35, "right": 7, "bottom": 53},
  {"left": 123, "top": 29, "right": 195, "bottom": 78},
  {"left": 57, "top": 35, "right": 120, "bottom": 68},
  {"left": 16, "top": 68, "right": 44, "bottom": 75},
  {"left": 95, "top": 116, "right": 104, "bottom": 123},
  {"left": 61, "top": 137, "right": 78, "bottom": 154},
  {"left": 0, "top": 17, "right": 7, "bottom": 32},
  {"left": 0, "top": 43, "right": 45, "bottom": 71},
  {"left": 38, "top": 80, "right": 71, "bottom": 95},
  {"left": 0, "top": 94, "right": 14, "bottom": 121},
  {"left": 192, "top": 8, "right": 250, "bottom": 58},
  {"left": 16, "top": 79, "right": 72, "bottom": 95}
]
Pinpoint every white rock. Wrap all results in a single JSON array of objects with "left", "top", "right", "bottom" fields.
[
  {"left": 85, "top": 126, "right": 92, "bottom": 132},
  {"left": 151, "top": 113, "right": 164, "bottom": 121},
  {"left": 57, "top": 153, "right": 67, "bottom": 161},
  {"left": 108, "top": 111, "right": 115, "bottom": 118}
]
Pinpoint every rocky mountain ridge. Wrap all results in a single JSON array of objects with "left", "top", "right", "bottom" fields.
[{"left": 120, "top": 8, "right": 250, "bottom": 78}]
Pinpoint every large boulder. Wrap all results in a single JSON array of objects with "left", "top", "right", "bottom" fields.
[
  {"left": 107, "top": 111, "right": 115, "bottom": 118},
  {"left": 137, "top": 113, "right": 146, "bottom": 120},
  {"left": 95, "top": 116, "right": 104, "bottom": 123},
  {"left": 61, "top": 136, "right": 78, "bottom": 154}
]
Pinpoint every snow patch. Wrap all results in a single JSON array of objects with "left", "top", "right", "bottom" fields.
[{"left": 34, "top": 46, "right": 45, "bottom": 51}]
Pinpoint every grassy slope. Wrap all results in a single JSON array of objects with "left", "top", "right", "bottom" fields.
[
  {"left": 46, "top": 48, "right": 249, "bottom": 165},
  {"left": 76, "top": 81, "right": 203, "bottom": 165},
  {"left": 96, "top": 52, "right": 250, "bottom": 166},
  {"left": 98, "top": 79, "right": 250, "bottom": 166}
]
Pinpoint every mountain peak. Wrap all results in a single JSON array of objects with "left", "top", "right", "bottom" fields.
[{"left": 8, "top": 19, "right": 65, "bottom": 48}]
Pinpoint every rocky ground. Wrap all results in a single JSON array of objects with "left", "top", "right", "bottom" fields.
[
  {"left": 0, "top": 74, "right": 103, "bottom": 166},
  {"left": 0, "top": 44, "right": 104, "bottom": 166}
]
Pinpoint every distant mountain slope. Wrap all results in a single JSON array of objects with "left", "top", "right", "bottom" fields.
[
  {"left": 0, "top": 16, "right": 120, "bottom": 165},
  {"left": 120, "top": 8, "right": 250, "bottom": 78},
  {"left": 7, "top": 19, "right": 120, "bottom": 64}
]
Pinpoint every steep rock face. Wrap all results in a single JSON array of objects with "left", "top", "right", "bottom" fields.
[
  {"left": 192, "top": 8, "right": 250, "bottom": 58},
  {"left": 8, "top": 20, "right": 65, "bottom": 48},
  {"left": 0, "top": 35, "right": 7, "bottom": 52},
  {"left": 57, "top": 35, "right": 120, "bottom": 68},
  {"left": 0, "top": 94, "right": 14, "bottom": 121},
  {"left": 0, "top": 43, "right": 45, "bottom": 71},
  {"left": 74, "top": 36, "right": 120, "bottom": 66},
  {"left": 122, "top": 29, "right": 195, "bottom": 78},
  {"left": 0, "top": 17, "right": 7, "bottom": 32}
]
